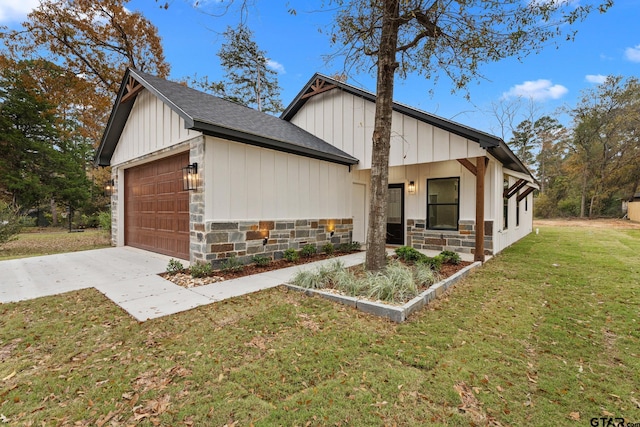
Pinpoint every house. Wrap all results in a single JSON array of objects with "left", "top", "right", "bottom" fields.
[
  {"left": 96, "top": 69, "right": 538, "bottom": 265},
  {"left": 626, "top": 192, "right": 640, "bottom": 222}
]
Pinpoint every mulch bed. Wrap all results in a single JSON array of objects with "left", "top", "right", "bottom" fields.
[{"left": 160, "top": 251, "right": 361, "bottom": 288}]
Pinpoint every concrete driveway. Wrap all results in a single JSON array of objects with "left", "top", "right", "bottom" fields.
[
  {"left": 0, "top": 247, "right": 214, "bottom": 321},
  {"left": 0, "top": 246, "right": 370, "bottom": 321}
]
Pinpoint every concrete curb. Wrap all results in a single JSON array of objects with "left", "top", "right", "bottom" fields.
[{"left": 285, "top": 261, "right": 482, "bottom": 323}]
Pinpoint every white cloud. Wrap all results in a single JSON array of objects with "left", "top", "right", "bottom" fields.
[
  {"left": 624, "top": 45, "right": 640, "bottom": 62},
  {"left": 267, "top": 59, "right": 285, "bottom": 74},
  {"left": 585, "top": 74, "right": 607, "bottom": 84},
  {"left": 0, "top": 0, "right": 39, "bottom": 23},
  {"left": 502, "top": 79, "right": 568, "bottom": 101}
]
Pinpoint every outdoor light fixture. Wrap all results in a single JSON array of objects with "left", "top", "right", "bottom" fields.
[
  {"left": 330, "top": 231, "right": 335, "bottom": 237},
  {"left": 182, "top": 163, "right": 198, "bottom": 191},
  {"left": 104, "top": 179, "right": 114, "bottom": 196},
  {"left": 408, "top": 181, "right": 416, "bottom": 194},
  {"left": 263, "top": 237, "right": 268, "bottom": 245}
]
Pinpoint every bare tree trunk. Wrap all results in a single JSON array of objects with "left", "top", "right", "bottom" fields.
[
  {"left": 365, "top": 0, "right": 400, "bottom": 272},
  {"left": 580, "top": 168, "right": 588, "bottom": 218},
  {"left": 50, "top": 198, "right": 58, "bottom": 226}
]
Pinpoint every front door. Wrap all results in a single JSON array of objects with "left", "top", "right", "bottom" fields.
[{"left": 386, "top": 183, "right": 404, "bottom": 245}]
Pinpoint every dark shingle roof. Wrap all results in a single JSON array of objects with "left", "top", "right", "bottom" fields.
[
  {"left": 282, "top": 73, "right": 534, "bottom": 178},
  {"left": 95, "top": 69, "right": 358, "bottom": 167}
]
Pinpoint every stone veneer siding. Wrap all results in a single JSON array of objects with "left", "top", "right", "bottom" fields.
[
  {"left": 191, "top": 218, "right": 354, "bottom": 268},
  {"left": 407, "top": 219, "right": 493, "bottom": 256}
]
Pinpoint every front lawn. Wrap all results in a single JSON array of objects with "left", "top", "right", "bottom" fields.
[
  {"left": 0, "top": 228, "right": 111, "bottom": 260},
  {"left": 1, "top": 223, "right": 638, "bottom": 425}
]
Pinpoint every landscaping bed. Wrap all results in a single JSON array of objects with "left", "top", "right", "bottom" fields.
[
  {"left": 160, "top": 243, "right": 363, "bottom": 288},
  {"left": 287, "top": 260, "right": 479, "bottom": 322}
]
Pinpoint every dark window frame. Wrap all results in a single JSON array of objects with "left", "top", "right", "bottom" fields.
[
  {"left": 426, "top": 177, "right": 460, "bottom": 231},
  {"left": 503, "top": 176, "right": 509, "bottom": 230}
]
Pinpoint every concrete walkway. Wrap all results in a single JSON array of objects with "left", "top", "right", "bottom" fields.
[{"left": 0, "top": 247, "right": 367, "bottom": 321}]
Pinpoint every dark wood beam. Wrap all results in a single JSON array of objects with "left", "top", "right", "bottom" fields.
[
  {"left": 504, "top": 179, "right": 527, "bottom": 199},
  {"left": 475, "top": 156, "right": 485, "bottom": 262},
  {"left": 121, "top": 77, "right": 144, "bottom": 104},
  {"left": 301, "top": 78, "right": 337, "bottom": 99},
  {"left": 457, "top": 158, "right": 477, "bottom": 176},
  {"left": 517, "top": 186, "right": 535, "bottom": 203}
]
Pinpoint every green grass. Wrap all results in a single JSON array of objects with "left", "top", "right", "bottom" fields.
[
  {"left": 1, "top": 225, "right": 639, "bottom": 425},
  {"left": 0, "top": 228, "right": 111, "bottom": 260}
]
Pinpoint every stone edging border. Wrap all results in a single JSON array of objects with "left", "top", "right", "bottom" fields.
[{"left": 285, "top": 261, "right": 482, "bottom": 323}]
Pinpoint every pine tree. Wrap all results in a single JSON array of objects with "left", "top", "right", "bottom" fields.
[{"left": 217, "top": 25, "right": 284, "bottom": 114}]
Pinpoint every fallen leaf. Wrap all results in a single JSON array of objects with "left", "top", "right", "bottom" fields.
[
  {"left": 569, "top": 412, "right": 580, "bottom": 420},
  {"left": 526, "top": 372, "right": 537, "bottom": 384},
  {"left": 602, "top": 410, "right": 614, "bottom": 416},
  {"left": 1, "top": 371, "right": 16, "bottom": 382}
]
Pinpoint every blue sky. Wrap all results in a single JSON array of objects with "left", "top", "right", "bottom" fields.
[{"left": 1, "top": 0, "right": 638, "bottom": 139}]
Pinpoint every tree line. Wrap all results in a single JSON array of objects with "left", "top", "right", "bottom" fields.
[{"left": 506, "top": 76, "right": 640, "bottom": 218}]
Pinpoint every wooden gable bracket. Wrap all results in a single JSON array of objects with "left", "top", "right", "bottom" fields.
[
  {"left": 301, "top": 78, "right": 338, "bottom": 100},
  {"left": 457, "top": 157, "right": 489, "bottom": 176},
  {"left": 517, "top": 186, "right": 535, "bottom": 203},
  {"left": 120, "top": 76, "right": 144, "bottom": 104},
  {"left": 503, "top": 179, "right": 527, "bottom": 199}
]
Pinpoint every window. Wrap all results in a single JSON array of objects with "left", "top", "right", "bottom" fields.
[
  {"left": 427, "top": 177, "right": 459, "bottom": 230},
  {"left": 503, "top": 176, "right": 509, "bottom": 230}
]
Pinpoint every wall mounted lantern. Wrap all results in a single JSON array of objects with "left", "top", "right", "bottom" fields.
[
  {"left": 182, "top": 163, "right": 199, "bottom": 191},
  {"left": 330, "top": 231, "right": 335, "bottom": 237},
  {"left": 104, "top": 179, "right": 115, "bottom": 196},
  {"left": 408, "top": 181, "right": 416, "bottom": 194},
  {"left": 263, "top": 237, "right": 268, "bottom": 246}
]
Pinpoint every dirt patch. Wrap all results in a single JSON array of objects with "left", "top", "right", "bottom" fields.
[{"left": 534, "top": 218, "right": 640, "bottom": 229}]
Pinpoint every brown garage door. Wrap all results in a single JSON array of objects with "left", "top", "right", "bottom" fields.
[{"left": 125, "top": 152, "right": 190, "bottom": 260}]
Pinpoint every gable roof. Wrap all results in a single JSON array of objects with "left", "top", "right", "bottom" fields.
[
  {"left": 95, "top": 69, "right": 359, "bottom": 167},
  {"left": 281, "top": 73, "right": 533, "bottom": 178}
]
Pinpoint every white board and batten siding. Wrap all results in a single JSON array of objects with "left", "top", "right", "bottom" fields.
[
  {"left": 204, "top": 136, "right": 351, "bottom": 221},
  {"left": 492, "top": 165, "right": 535, "bottom": 254},
  {"left": 111, "top": 90, "right": 199, "bottom": 166},
  {"left": 289, "top": 90, "right": 486, "bottom": 169}
]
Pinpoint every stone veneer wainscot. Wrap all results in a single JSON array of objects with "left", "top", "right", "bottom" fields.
[
  {"left": 191, "top": 218, "right": 354, "bottom": 268},
  {"left": 406, "top": 219, "right": 493, "bottom": 256}
]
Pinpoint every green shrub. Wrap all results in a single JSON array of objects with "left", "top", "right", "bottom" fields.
[
  {"left": 166, "top": 258, "right": 185, "bottom": 274},
  {"left": 190, "top": 261, "right": 213, "bottom": 278},
  {"left": 439, "top": 250, "right": 461, "bottom": 265},
  {"left": 290, "top": 270, "right": 320, "bottom": 289},
  {"left": 220, "top": 255, "right": 243, "bottom": 273},
  {"left": 338, "top": 241, "right": 361, "bottom": 253},
  {"left": 419, "top": 255, "right": 443, "bottom": 272},
  {"left": 300, "top": 243, "right": 317, "bottom": 258},
  {"left": 334, "top": 270, "right": 366, "bottom": 296},
  {"left": 395, "top": 246, "right": 427, "bottom": 263},
  {"left": 283, "top": 248, "right": 299, "bottom": 262},
  {"left": 252, "top": 255, "right": 271, "bottom": 267},
  {"left": 367, "top": 262, "right": 418, "bottom": 303},
  {"left": 414, "top": 262, "right": 438, "bottom": 286},
  {"left": 290, "top": 259, "right": 345, "bottom": 290},
  {"left": 0, "top": 201, "right": 24, "bottom": 246},
  {"left": 322, "top": 242, "right": 335, "bottom": 255},
  {"left": 97, "top": 211, "right": 111, "bottom": 233}
]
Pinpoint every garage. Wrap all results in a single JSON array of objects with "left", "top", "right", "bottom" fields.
[{"left": 124, "top": 152, "right": 190, "bottom": 260}]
